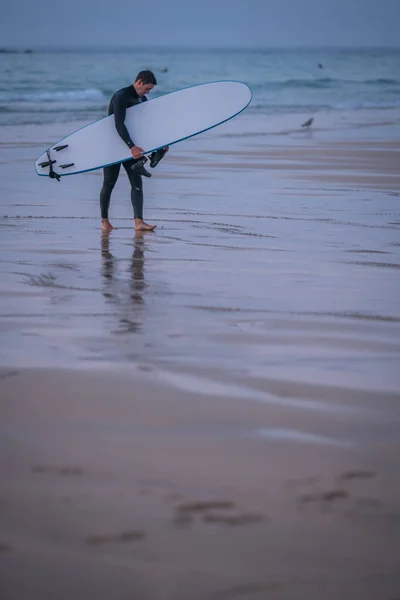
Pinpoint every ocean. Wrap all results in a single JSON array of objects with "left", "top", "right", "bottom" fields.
[{"left": 1, "top": 46, "right": 400, "bottom": 126}]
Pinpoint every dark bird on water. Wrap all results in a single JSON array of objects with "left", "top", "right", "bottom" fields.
[{"left": 301, "top": 117, "right": 314, "bottom": 128}]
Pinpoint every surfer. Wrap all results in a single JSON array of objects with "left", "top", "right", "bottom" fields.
[{"left": 100, "top": 70, "right": 168, "bottom": 232}]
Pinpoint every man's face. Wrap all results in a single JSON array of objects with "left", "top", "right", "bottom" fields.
[{"left": 134, "top": 80, "right": 155, "bottom": 96}]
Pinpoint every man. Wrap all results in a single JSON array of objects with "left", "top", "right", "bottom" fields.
[{"left": 100, "top": 70, "right": 167, "bottom": 232}]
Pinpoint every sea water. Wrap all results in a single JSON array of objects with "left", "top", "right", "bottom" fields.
[{"left": 1, "top": 46, "right": 400, "bottom": 126}]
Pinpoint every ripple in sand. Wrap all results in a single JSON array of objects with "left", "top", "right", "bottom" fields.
[
  {"left": 342, "top": 260, "right": 400, "bottom": 269},
  {"left": 216, "top": 581, "right": 282, "bottom": 597},
  {"left": 256, "top": 428, "right": 352, "bottom": 446},
  {"left": 0, "top": 370, "right": 20, "bottom": 381},
  {"left": 176, "top": 501, "right": 235, "bottom": 514},
  {"left": 202, "top": 512, "right": 265, "bottom": 526},
  {"left": 31, "top": 465, "right": 85, "bottom": 476},
  {"left": 85, "top": 530, "right": 145, "bottom": 546}
]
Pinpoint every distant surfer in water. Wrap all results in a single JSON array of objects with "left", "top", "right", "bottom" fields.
[{"left": 100, "top": 70, "right": 168, "bottom": 232}]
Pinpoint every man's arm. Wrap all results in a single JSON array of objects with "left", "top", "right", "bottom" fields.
[
  {"left": 113, "top": 91, "right": 135, "bottom": 149},
  {"left": 112, "top": 92, "right": 144, "bottom": 158}
]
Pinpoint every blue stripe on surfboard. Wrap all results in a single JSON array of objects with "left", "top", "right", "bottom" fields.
[{"left": 34, "top": 81, "right": 252, "bottom": 177}]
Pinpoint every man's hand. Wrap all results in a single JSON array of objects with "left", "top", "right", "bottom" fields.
[
  {"left": 163, "top": 146, "right": 169, "bottom": 153},
  {"left": 130, "top": 146, "right": 144, "bottom": 159}
]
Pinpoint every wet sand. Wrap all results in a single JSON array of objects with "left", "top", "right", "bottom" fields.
[
  {"left": 1, "top": 367, "right": 400, "bottom": 600},
  {"left": 1, "top": 114, "right": 400, "bottom": 598}
]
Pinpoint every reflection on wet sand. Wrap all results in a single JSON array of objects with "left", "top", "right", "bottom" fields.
[
  {"left": 100, "top": 231, "right": 147, "bottom": 334},
  {"left": 100, "top": 231, "right": 115, "bottom": 283},
  {"left": 131, "top": 231, "right": 146, "bottom": 305}
]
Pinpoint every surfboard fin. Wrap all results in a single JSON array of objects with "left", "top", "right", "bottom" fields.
[
  {"left": 39, "top": 159, "right": 56, "bottom": 168},
  {"left": 59, "top": 163, "right": 75, "bottom": 169},
  {"left": 54, "top": 144, "right": 68, "bottom": 151}
]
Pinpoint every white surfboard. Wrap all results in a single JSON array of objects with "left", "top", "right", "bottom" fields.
[{"left": 35, "top": 81, "right": 252, "bottom": 178}]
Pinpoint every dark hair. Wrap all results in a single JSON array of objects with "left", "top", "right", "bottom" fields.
[{"left": 135, "top": 70, "right": 157, "bottom": 85}]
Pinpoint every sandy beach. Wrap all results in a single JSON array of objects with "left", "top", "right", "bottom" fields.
[{"left": 1, "top": 112, "right": 400, "bottom": 599}]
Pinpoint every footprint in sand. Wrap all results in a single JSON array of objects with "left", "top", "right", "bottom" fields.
[
  {"left": 298, "top": 489, "right": 349, "bottom": 510},
  {"left": 85, "top": 530, "right": 145, "bottom": 546},
  {"left": 174, "top": 500, "right": 265, "bottom": 527},
  {"left": 298, "top": 483, "right": 387, "bottom": 522},
  {"left": 338, "top": 470, "right": 376, "bottom": 481},
  {"left": 297, "top": 469, "right": 377, "bottom": 513},
  {"left": 174, "top": 500, "right": 236, "bottom": 526}
]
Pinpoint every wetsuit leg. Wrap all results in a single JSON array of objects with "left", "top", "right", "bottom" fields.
[
  {"left": 100, "top": 163, "right": 121, "bottom": 219},
  {"left": 123, "top": 159, "right": 143, "bottom": 220}
]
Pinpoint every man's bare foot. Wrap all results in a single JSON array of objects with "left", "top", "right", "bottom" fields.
[
  {"left": 134, "top": 219, "right": 157, "bottom": 231},
  {"left": 101, "top": 218, "right": 115, "bottom": 232}
]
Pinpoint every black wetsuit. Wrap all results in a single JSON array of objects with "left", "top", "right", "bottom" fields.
[{"left": 100, "top": 85, "right": 147, "bottom": 220}]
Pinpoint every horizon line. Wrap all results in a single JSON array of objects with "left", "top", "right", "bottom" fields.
[{"left": 1, "top": 44, "right": 400, "bottom": 51}]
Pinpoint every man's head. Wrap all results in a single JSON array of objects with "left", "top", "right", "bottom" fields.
[{"left": 134, "top": 70, "right": 157, "bottom": 96}]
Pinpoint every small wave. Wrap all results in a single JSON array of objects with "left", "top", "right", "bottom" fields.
[
  {"left": 280, "top": 77, "right": 335, "bottom": 89},
  {"left": 364, "top": 78, "right": 400, "bottom": 85},
  {"left": 333, "top": 99, "right": 400, "bottom": 109},
  {"left": 253, "top": 77, "right": 400, "bottom": 91},
  {"left": 0, "top": 105, "right": 104, "bottom": 114},
  {"left": 251, "top": 78, "right": 334, "bottom": 91},
  {"left": 249, "top": 99, "right": 400, "bottom": 113},
  {"left": 0, "top": 89, "right": 105, "bottom": 102}
]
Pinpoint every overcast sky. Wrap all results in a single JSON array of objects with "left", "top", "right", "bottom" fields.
[{"left": 1, "top": 0, "right": 399, "bottom": 48}]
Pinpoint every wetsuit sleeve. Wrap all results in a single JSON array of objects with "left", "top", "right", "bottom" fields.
[{"left": 112, "top": 91, "right": 135, "bottom": 148}]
